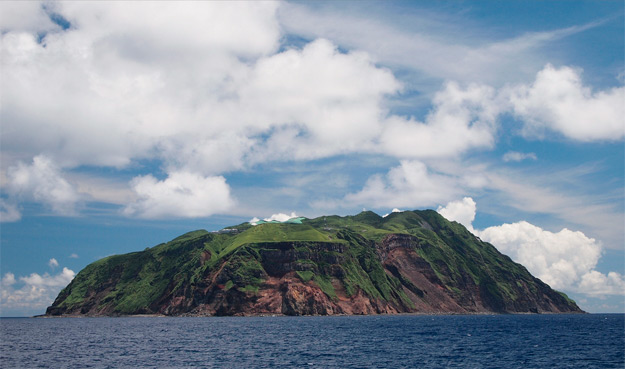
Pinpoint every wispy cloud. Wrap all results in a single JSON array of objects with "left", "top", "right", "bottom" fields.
[
  {"left": 344, "top": 160, "right": 460, "bottom": 209},
  {"left": 279, "top": 2, "right": 605, "bottom": 87},
  {"left": 337, "top": 155, "right": 623, "bottom": 251},
  {"left": 483, "top": 170, "right": 624, "bottom": 250},
  {"left": 1, "top": 2, "right": 621, "bottom": 222},
  {"left": 0, "top": 199, "right": 21, "bottom": 223},
  {"left": 503, "top": 151, "right": 537, "bottom": 162}
]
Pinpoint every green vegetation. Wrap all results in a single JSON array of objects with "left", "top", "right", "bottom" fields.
[
  {"left": 47, "top": 210, "right": 581, "bottom": 316},
  {"left": 54, "top": 231, "right": 213, "bottom": 314},
  {"left": 238, "top": 285, "right": 260, "bottom": 294},
  {"left": 296, "top": 270, "right": 314, "bottom": 282},
  {"left": 218, "top": 223, "right": 338, "bottom": 258},
  {"left": 313, "top": 275, "right": 337, "bottom": 300}
]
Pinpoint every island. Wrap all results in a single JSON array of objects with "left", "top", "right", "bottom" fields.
[{"left": 46, "top": 210, "right": 582, "bottom": 316}]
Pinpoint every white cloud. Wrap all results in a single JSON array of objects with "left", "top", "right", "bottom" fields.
[
  {"left": 265, "top": 212, "right": 299, "bottom": 222},
  {"left": 479, "top": 221, "right": 624, "bottom": 295},
  {"left": 437, "top": 197, "right": 477, "bottom": 233},
  {"left": 578, "top": 271, "right": 625, "bottom": 296},
  {"left": 0, "top": 1, "right": 282, "bottom": 170},
  {"left": 502, "top": 151, "right": 537, "bottom": 162},
  {"left": 69, "top": 253, "right": 79, "bottom": 259},
  {"left": 160, "top": 134, "right": 256, "bottom": 176},
  {"left": 345, "top": 160, "right": 459, "bottom": 209},
  {"left": 70, "top": 173, "right": 135, "bottom": 205},
  {"left": 0, "top": 1, "right": 513, "bottom": 175},
  {"left": 0, "top": 1, "right": 60, "bottom": 33},
  {"left": 249, "top": 212, "right": 300, "bottom": 225},
  {"left": 0, "top": 199, "right": 21, "bottom": 222},
  {"left": 1, "top": 2, "right": 622, "bottom": 226},
  {"left": 5, "top": 155, "right": 80, "bottom": 215},
  {"left": 279, "top": 2, "right": 600, "bottom": 87},
  {"left": 20, "top": 267, "right": 75, "bottom": 288},
  {"left": 0, "top": 2, "right": 402, "bottom": 175},
  {"left": 1, "top": 267, "right": 75, "bottom": 312},
  {"left": 48, "top": 258, "right": 59, "bottom": 269},
  {"left": 508, "top": 64, "right": 625, "bottom": 141},
  {"left": 435, "top": 197, "right": 625, "bottom": 296},
  {"left": 383, "top": 208, "right": 402, "bottom": 218},
  {"left": 379, "top": 82, "right": 500, "bottom": 158},
  {"left": 123, "top": 171, "right": 235, "bottom": 219},
  {"left": 2, "top": 273, "right": 16, "bottom": 287},
  {"left": 0, "top": 1, "right": 407, "bottom": 219},
  {"left": 60, "top": 1, "right": 280, "bottom": 59},
  {"left": 479, "top": 222, "right": 600, "bottom": 290},
  {"left": 483, "top": 170, "right": 624, "bottom": 250},
  {"left": 241, "top": 38, "right": 400, "bottom": 162}
]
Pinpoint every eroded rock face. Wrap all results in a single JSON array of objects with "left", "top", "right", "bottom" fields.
[
  {"left": 46, "top": 211, "right": 584, "bottom": 317},
  {"left": 48, "top": 239, "right": 580, "bottom": 317}
]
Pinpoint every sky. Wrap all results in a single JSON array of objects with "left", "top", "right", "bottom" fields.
[{"left": 0, "top": 0, "right": 623, "bottom": 316}]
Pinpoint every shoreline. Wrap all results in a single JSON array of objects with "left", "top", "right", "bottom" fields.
[{"left": 33, "top": 310, "right": 588, "bottom": 318}]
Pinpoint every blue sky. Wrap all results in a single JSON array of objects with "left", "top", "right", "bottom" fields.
[{"left": 1, "top": 1, "right": 623, "bottom": 316}]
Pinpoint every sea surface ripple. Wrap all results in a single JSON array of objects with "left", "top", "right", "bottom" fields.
[{"left": 1, "top": 314, "right": 623, "bottom": 368}]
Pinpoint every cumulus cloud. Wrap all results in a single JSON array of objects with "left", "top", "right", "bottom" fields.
[
  {"left": 0, "top": 1, "right": 281, "bottom": 171},
  {"left": 243, "top": 38, "right": 400, "bottom": 160},
  {"left": 377, "top": 64, "right": 624, "bottom": 160},
  {"left": 437, "top": 197, "right": 476, "bottom": 233},
  {"left": 20, "top": 267, "right": 75, "bottom": 288},
  {"left": 479, "top": 221, "right": 625, "bottom": 295},
  {"left": 2, "top": 273, "right": 16, "bottom": 287},
  {"left": 0, "top": 2, "right": 408, "bottom": 219},
  {"left": 0, "top": 2, "right": 400, "bottom": 174},
  {"left": 123, "top": 171, "right": 235, "bottom": 219},
  {"left": 345, "top": 160, "right": 460, "bottom": 209},
  {"left": 5, "top": 155, "right": 80, "bottom": 215},
  {"left": 69, "top": 253, "right": 79, "bottom": 259},
  {"left": 1, "top": 3, "right": 623, "bottom": 223},
  {"left": 502, "top": 151, "right": 537, "bottom": 162},
  {"left": 578, "top": 271, "right": 625, "bottom": 296},
  {"left": 435, "top": 197, "right": 625, "bottom": 296},
  {"left": 479, "top": 222, "right": 601, "bottom": 289},
  {"left": 508, "top": 64, "right": 625, "bottom": 141},
  {"left": 1, "top": 267, "right": 75, "bottom": 312},
  {"left": 380, "top": 82, "right": 500, "bottom": 158},
  {"left": 48, "top": 258, "right": 59, "bottom": 269}
]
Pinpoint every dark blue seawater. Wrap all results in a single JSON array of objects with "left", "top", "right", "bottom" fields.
[{"left": 1, "top": 314, "right": 623, "bottom": 368}]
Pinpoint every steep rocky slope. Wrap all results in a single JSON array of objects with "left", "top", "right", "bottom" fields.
[{"left": 46, "top": 210, "right": 582, "bottom": 316}]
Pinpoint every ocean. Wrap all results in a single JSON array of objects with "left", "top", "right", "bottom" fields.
[{"left": 1, "top": 314, "right": 623, "bottom": 368}]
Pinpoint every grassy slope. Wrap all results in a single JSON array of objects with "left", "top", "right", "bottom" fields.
[
  {"left": 51, "top": 210, "right": 576, "bottom": 315},
  {"left": 54, "top": 230, "right": 218, "bottom": 314}
]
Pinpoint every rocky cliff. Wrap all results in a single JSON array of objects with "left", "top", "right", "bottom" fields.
[{"left": 46, "top": 210, "right": 583, "bottom": 316}]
